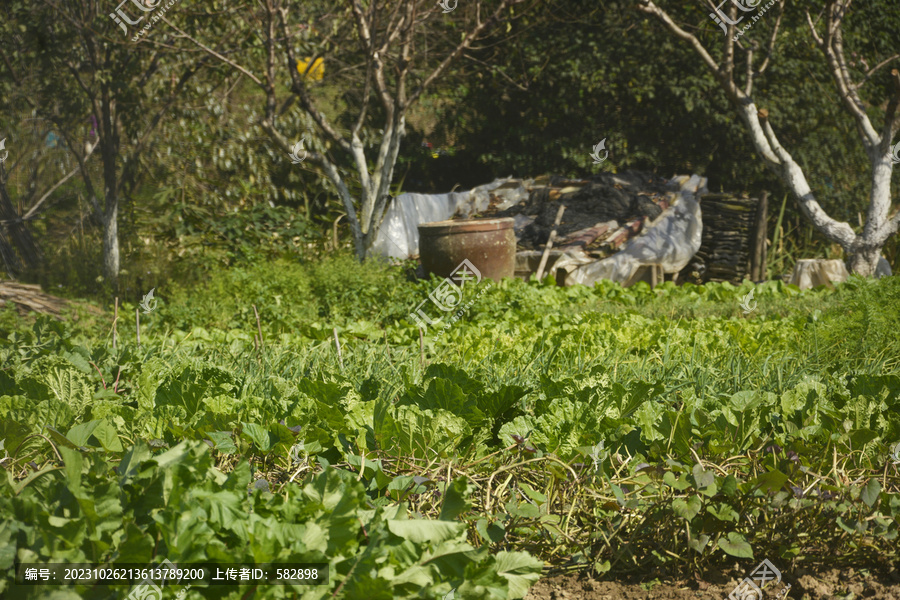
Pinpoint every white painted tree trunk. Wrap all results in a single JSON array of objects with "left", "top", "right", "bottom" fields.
[
  {"left": 197, "top": 0, "right": 526, "bottom": 262},
  {"left": 636, "top": 0, "right": 900, "bottom": 276},
  {"left": 738, "top": 102, "right": 896, "bottom": 278},
  {"left": 102, "top": 203, "right": 120, "bottom": 286}
]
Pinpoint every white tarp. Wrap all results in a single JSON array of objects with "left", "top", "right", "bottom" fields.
[
  {"left": 371, "top": 178, "right": 524, "bottom": 259},
  {"left": 564, "top": 174, "right": 706, "bottom": 286},
  {"left": 370, "top": 191, "right": 468, "bottom": 259},
  {"left": 372, "top": 174, "right": 708, "bottom": 287}
]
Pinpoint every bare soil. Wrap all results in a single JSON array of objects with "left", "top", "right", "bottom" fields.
[{"left": 525, "top": 565, "right": 900, "bottom": 600}]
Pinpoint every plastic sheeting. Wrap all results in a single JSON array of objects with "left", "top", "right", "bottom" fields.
[
  {"left": 370, "top": 191, "right": 468, "bottom": 259},
  {"left": 876, "top": 256, "right": 893, "bottom": 278},
  {"left": 563, "top": 174, "right": 707, "bottom": 286},
  {"left": 371, "top": 178, "right": 525, "bottom": 259}
]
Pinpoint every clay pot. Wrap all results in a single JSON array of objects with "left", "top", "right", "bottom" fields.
[{"left": 418, "top": 218, "right": 516, "bottom": 282}]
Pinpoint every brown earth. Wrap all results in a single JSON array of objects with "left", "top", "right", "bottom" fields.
[
  {"left": 525, "top": 566, "right": 900, "bottom": 600},
  {"left": 0, "top": 280, "right": 100, "bottom": 318}
]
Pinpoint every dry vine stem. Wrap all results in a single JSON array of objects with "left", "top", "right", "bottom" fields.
[{"left": 485, "top": 456, "right": 578, "bottom": 514}]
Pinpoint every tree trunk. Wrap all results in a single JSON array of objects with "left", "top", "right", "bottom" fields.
[
  {"left": 846, "top": 242, "right": 880, "bottom": 277},
  {"left": 357, "top": 116, "right": 406, "bottom": 261},
  {"left": 0, "top": 172, "right": 42, "bottom": 276},
  {"left": 636, "top": 0, "right": 900, "bottom": 277},
  {"left": 102, "top": 204, "right": 120, "bottom": 287},
  {"left": 99, "top": 85, "right": 121, "bottom": 289}
]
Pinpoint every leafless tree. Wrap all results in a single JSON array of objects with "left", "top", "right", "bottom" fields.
[
  {"left": 172, "top": 0, "right": 528, "bottom": 259},
  {"left": 637, "top": 0, "right": 899, "bottom": 276}
]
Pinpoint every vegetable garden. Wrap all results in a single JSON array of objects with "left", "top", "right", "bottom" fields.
[{"left": 2, "top": 258, "right": 899, "bottom": 598}]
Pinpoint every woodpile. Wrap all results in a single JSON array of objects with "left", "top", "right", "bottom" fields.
[
  {"left": 481, "top": 171, "right": 674, "bottom": 259},
  {"left": 0, "top": 281, "right": 96, "bottom": 319},
  {"left": 684, "top": 193, "right": 768, "bottom": 284}
]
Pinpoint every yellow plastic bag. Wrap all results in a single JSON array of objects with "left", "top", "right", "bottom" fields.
[{"left": 296, "top": 57, "right": 324, "bottom": 80}]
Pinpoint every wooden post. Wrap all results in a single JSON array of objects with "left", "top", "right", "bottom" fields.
[
  {"left": 751, "top": 192, "right": 769, "bottom": 281},
  {"left": 418, "top": 327, "right": 425, "bottom": 369},
  {"left": 113, "top": 297, "right": 118, "bottom": 351},
  {"left": 536, "top": 204, "right": 566, "bottom": 282},
  {"left": 759, "top": 191, "right": 769, "bottom": 281},
  {"left": 332, "top": 215, "right": 343, "bottom": 251},
  {"left": 253, "top": 305, "right": 265, "bottom": 353},
  {"left": 333, "top": 327, "right": 344, "bottom": 371}
]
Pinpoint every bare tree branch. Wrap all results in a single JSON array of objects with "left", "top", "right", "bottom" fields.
[
  {"left": 637, "top": 1, "right": 739, "bottom": 102},
  {"left": 407, "top": 0, "right": 527, "bottom": 108},
  {"left": 757, "top": 1, "right": 784, "bottom": 75},
  {"left": 162, "top": 18, "right": 265, "bottom": 86},
  {"left": 813, "top": 0, "right": 879, "bottom": 147},
  {"left": 22, "top": 141, "right": 97, "bottom": 221},
  {"left": 853, "top": 54, "right": 900, "bottom": 92},
  {"left": 744, "top": 42, "right": 754, "bottom": 97},
  {"left": 805, "top": 8, "right": 824, "bottom": 46}
]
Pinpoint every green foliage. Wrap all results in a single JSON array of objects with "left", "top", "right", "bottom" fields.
[
  {"left": 160, "top": 253, "right": 421, "bottom": 336},
  {"left": 818, "top": 275, "right": 900, "bottom": 367},
  {"left": 161, "top": 258, "right": 319, "bottom": 334},
  {"left": 2, "top": 271, "right": 900, "bottom": 594},
  {"left": 2, "top": 440, "right": 531, "bottom": 599},
  {"left": 162, "top": 200, "right": 321, "bottom": 268},
  {"left": 304, "top": 255, "right": 422, "bottom": 322}
]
